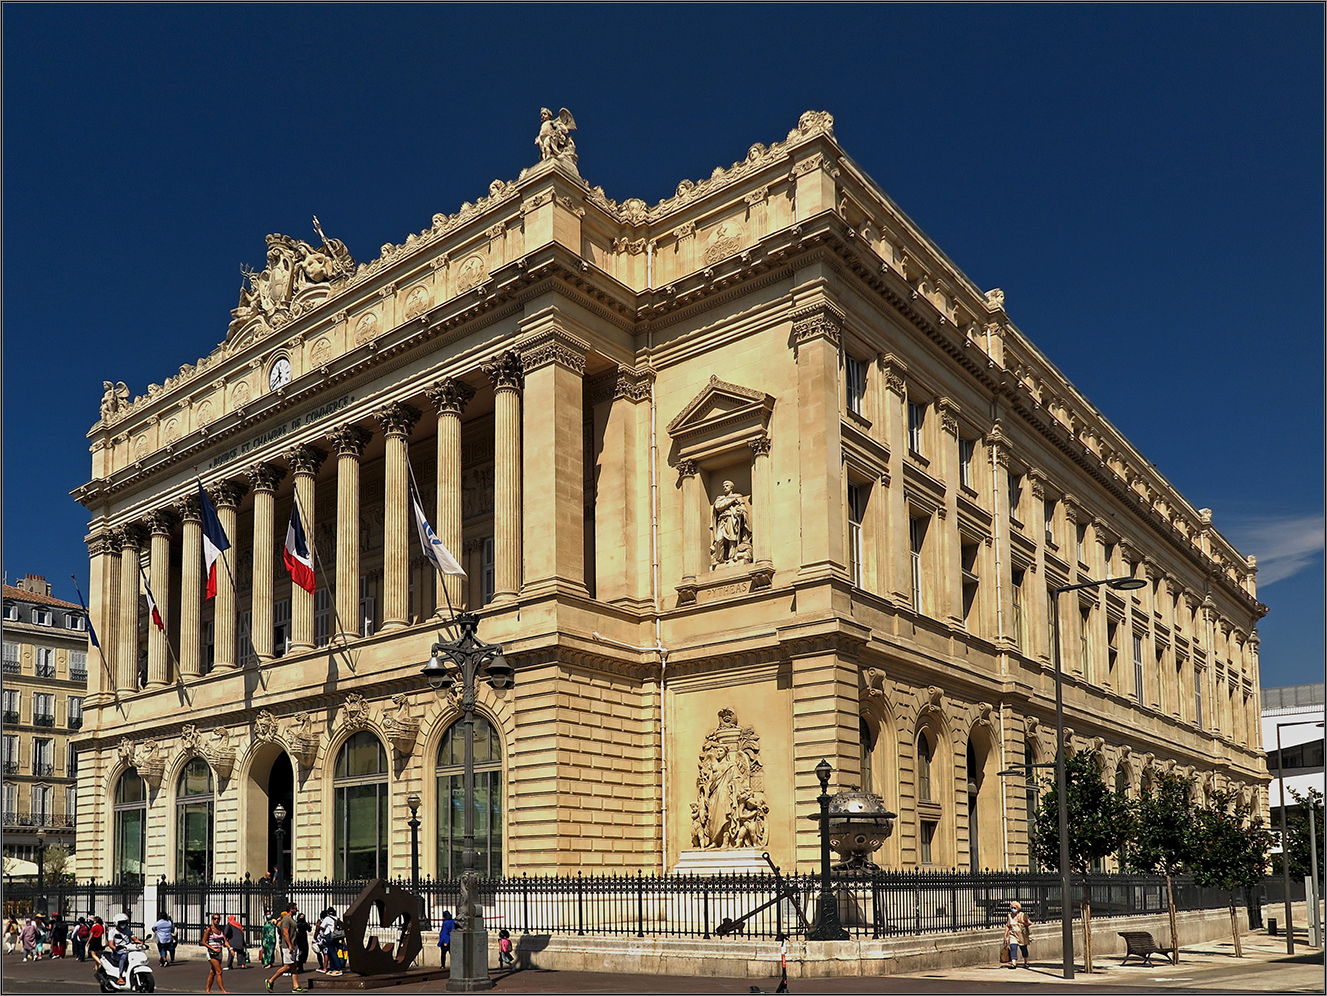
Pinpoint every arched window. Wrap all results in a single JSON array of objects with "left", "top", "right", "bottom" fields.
[
  {"left": 917, "top": 731, "right": 933, "bottom": 801},
  {"left": 113, "top": 771, "right": 148, "bottom": 884},
  {"left": 437, "top": 716, "right": 503, "bottom": 877},
  {"left": 1025, "top": 741, "right": 1040, "bottom": 872},
  {"left": 333, "top": 732, "right": 389, "bottom": 879},
  {"left": 176, "top": 759, "right": 214, "bottom": 881},
  {"left": 859, "top": 716, "right": 876, "bottom": 795}
]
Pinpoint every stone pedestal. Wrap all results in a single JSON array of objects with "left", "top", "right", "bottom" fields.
[
  {"left": 445, "top": 922, "right": 493, "bottom": 992},
  {"left": 671, "top": 847, "right": 770, "bottom": 876}
]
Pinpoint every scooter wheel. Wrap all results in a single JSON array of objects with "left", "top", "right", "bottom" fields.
[{"left": 140, "top": 977, "right": 155, "bottom": 993}]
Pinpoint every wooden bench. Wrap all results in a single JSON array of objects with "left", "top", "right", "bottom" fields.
[{"left": 1118, "top": 930, "right": 1174, "bottom": 966}]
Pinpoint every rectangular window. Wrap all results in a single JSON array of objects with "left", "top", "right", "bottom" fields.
[
  {"left": 359, "top": 577, "right": 375, "bottom": 637},
  {"left": 847, "top": 484, "right": 866, "bottom": 588},
  {"left": 237, "top": 610, "right": 255, "bottom": 666},
  {"left": 907, "top": 401, "right": 926, "bottom": 454},
  {"left": 920, "top": 820, "right": 937, "bottom": 864},
  {"left": 2, "top": 689, "right": 19, "bottom": 724},
  {"left": 481, "top": 538, "right": 496, "bottom": 607},
  {"left": 1044, "top": 499, "right": 1057, "bottom": 546},
  {"left": 1076, "top": 524, "right": 1088, "bottom": 564},
  {"left": 32, "top": 784, "right": 51, "bottom": 823},
  {"left": 33, "top": 607, "right": 52, "bottom": 626},
  {"left": 1048, "top": 588, "right": 1058, "bottom": 660},
  {"left": 315, "top": 587, "right": 333, "bottom": 648},
  {"left": 909, "top": 516, "right": 927, "bottom": 612},
  {"left": 961, "top": 542, "right": 980, "bottom": 630},
  {"left": 845, "top": 355, "right": 866, "bottom": 415},
  {"left": 66, "top": 785, "right": 77, "bottom": 820},
  {"left": 68, "top": 697, "right": 84, "bottom": 731},
  {"left": 33, "top": 693, "right": 55, "bottom": 727},
  {"left": 958, "top": 437, "right": 975, "bottom": 490},
  {"left": 3, "top": 642, "right": 19, "bottom": 675},
  {"left": 1104, "top": 542, "right": 1116, "bottom": 575},
  {"left": 1194, "top": 667, "right": 1204, "bottom": 728},
  {"left": 33, "top": 737, "right": 53, "bottom": 777},
  {"left": 1107, "top": 621, "right": 1119, "bottom": 676},
  {"left": 1079, "top": 606, "right": 1092, "bottom": 677},
  {"left": 70, "top": 651, "right": 87, "bottom": 682},
  {"left": 1133, "top": 634, "right": 1145, "bottom": 705},
  {"left": 203, "top": 620, "right": 215, "bottom": 672},
  {"left": 2, "top": 782, "right": 16, "bottom": 821},
  {"left": 35, "top": 647, "right": 56, "bottom": 679},
  {"left": 67, "top": 747, "right": 78, "bottom": 779},
  {"left": 67, "top": 612, "right": 87, "bottom": 632},
  {"left": 273, "top": 600, "right": 291, "bottom": 657},
  {"left": 2, "top": 603, "right": 17, "bottom": 622},
  {"left": 1011, "top": 569, "right": 1025, "bottom": 652},
  {"left": 1008, "top": 472, "right": 1023, "bottom": 521},
  {"left": 2, "top": 734, "right": 18, "bottom": 774}
]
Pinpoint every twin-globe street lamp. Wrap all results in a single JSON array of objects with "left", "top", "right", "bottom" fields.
[
  {"left": 1045, "top": 575, "right": 1148, "bottom": 980},
  {"left": 420, "top": 612, "right": 514, "bottom": 992}
]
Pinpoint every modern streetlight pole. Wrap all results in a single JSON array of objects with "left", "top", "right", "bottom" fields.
[
  {"left": 1050, "top": 575, "right": 1147, "bottom": 980},
  {"left": 421, "top": 611, "right": 514, "bottom": 993}
]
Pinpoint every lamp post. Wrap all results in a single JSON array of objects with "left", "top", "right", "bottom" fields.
[
  {"left": 1275, "top": 719, "right": 1325, "bottom": 954},
  {"left": 806, "top": 759, "right": 848, "bottom": 940},
  {"left": 421, "top": 611, "right": 514, "bottom": 992},
  {"left": 35, "top": 828, "right": 47, "bottom": 915},
  {"left": 273, "top": 803, "right": 287, "bottom": 883},
  {"left": 406, "top": 791, "right": 428, "bottom": 931},
  {"left": 1050, "top": 575, "right": 1147, "bottom": 979}
]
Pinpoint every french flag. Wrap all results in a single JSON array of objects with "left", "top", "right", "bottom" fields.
[
  {"left": 198, "top": 483, "right": 230, "bottom": 599},
  {"left": 139, "top": 564, "right": 165, "bottom": 632},
  {"left": 283, "top": 504, "right": 316, "bottom": 594}
]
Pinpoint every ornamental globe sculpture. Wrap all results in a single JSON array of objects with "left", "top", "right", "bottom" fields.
[{"left": 826, "top": 789, "right": 896, "bottom": 870}]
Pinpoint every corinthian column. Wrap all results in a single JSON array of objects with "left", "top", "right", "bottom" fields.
[
  {"left": 375, "top": 404, "right": 422, "bottom": 631},
  {"left": 326, "top": 425, "right": 371, "bottom": 642},
  {"left": 210, "top": 480, "right": 248, "bottom": 669},
  {"left": 144, "top": 509, "right": 176, "bottom": 689},
  {"left": 425, "top": 378, "right": 474, "bottom": 613},
  {"left": 678, "top": 461, "right": 701, "bottom": 591},
  {"left": 83, "top": 529, "right": 119, "bottom": 707},
  {"left": 118, "top": 524, "right": 145, "bottom": 692},
  {"left": 177, "top": 495, "right": 203, "bottom": 678},
  {"left": 284, "top": 444, "right": 327, "bottom": 651},
  {"left": 483, "top": 352, "right": 524, "bottom": 603},
  {"left": 246, "top": 463, "right": 287, "bottom": 661}
]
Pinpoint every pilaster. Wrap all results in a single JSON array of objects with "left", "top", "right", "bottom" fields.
[{"left": 792, "top": 303, "right": 845, "bottom": 583}]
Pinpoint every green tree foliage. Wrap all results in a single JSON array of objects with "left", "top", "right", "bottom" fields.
[
  {"left": 1030, "top": 751, "right": 1132, "bottom": 972},
  {"left": 1285, "top": 787, "right": 1325, "bottom": 880},
  {"left": 43, "top": 844, "right": 74, "bottom": 884},
  {"left": 1126, "top": 771, "right": 1196, "bottom": 961},
  {"left": 1190, "top": 789, "right": 1274, "bottom": 957}
]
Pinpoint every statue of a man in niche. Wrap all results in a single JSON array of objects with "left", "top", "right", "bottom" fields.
[{"left": 710, "top": 480, "right": 753, "bottom": 568}]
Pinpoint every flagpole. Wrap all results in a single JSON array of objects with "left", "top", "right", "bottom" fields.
[
  {"left": 404, "top": 446, "right": 460, "bottom": 640},
  {"left": 286, "top": 479, "right": 357, "bottom": 672},
  {"left": 195, "top": 471, "right": 244, "bottom": 657},
  {"left": 69, "top": 574, "right": 124, "bottom": 712}
]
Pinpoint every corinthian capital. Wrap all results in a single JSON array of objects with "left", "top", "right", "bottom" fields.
[
  {"left": 374, "top": 403, "right": 422, "bottom": 439},
  {"left": 482, "top": 350, "right": 525, "bottom": 391},
  {"left": 425, "top": 377, "right": 476, "bottom": 417},
  {"left": 326, "top": 424, "right": 373, "bottom": 457},
  {"left": 246, "top": 462, "right": 288, "bottom": 494},
  {"left": 284, "top": 444, "right": 328, "bottom": 478},
  {"left": 209, "top": 479, "right": 249, "bottom": 510}
]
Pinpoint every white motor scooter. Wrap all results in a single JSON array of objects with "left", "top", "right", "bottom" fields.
[{"left": 93, "top": 940, "right": 155, "bottom": 993}]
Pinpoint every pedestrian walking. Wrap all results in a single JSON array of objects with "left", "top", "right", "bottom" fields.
[
  {"left": 497, "top": 928, "right": 513, "bottom": 968},
  {"left": 49, "top": 912, "right": 68, "bottom": 958},
  {"left": 202, "top": 913, "right": 232, "bottom": 994},
  {"left": 33, "top": 914, "right": 47, "bottom": 959},
  {"left": 226, "top": 915, "right": 249, "bottom": 968},
  {"left": 19, "top": 918, "right": 36, "bottom": 960},
  {"left": 437, "top": 910, "right": 454, "bottom": 969},
  {"left": 5, "top": 916, "right": 20, "bottom": 954},
  {"left": 1003, "top": 900, "right": 1032, "bottom": 969},
  {"left": 265, "top": 902, "right": 304, "bottom": 993},
  {"left": 151, "top": 911, "right": 177, "bottom": 967},
  {"left": 86, "top": 916, "right": 105, "bottom": 962},
  {"left": 71, "top": 917, "right": 89, "bottom": 962},
  {"left": 260, "top": 911, "right": 277, "bottom": 968}
]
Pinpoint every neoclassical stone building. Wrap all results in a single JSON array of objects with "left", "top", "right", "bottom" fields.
[{"left": 72, "top": 110, "right": 1268, "bottom": 885}]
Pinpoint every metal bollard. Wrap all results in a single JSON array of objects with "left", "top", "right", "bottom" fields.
[{"left": 1268, "top": 918, "right": 1278, "bottom": 936}]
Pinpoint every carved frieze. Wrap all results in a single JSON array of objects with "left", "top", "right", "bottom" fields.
[{"left": 519, "top": 328, "right": 588, "bottom": 374}]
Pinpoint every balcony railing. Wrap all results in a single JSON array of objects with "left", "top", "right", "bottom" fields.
[
  {"left": 1, "top": 810, "right": 72, "bottom": 828},
  {"left": 35, "top": 664, "right": 55, "bottom": 679},
  {"left": 2, "top": 711, "right": 20, "bottom": 725},
  {"left": 32, "top": 762, "right": 55, "bottom": 777},
  {"left": 32, "top": 715, "right": 55, "bottom": 728},
  {"left": 2, "top": 761, "right": 18, "bottom": 775},
  {"left": 70, "top": 668, "right": 88, "bottom": 683},
  {"left": 3, "top": 661, "right": 20, "bottom": 675},
  {"left": 67, "top": 716, "right": 83, "bottom": 731}
]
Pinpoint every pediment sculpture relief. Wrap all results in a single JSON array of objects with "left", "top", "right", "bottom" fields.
[
  {"left": 227, "top": 217, "right": 355, "bottom": 346},
  {"left": 690, "top": 709, "right": 769, "bottom": 849}
]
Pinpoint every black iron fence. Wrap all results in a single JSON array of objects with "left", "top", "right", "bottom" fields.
[{"left": 3, "top": 870, "right": 1256, "bottom": 945}]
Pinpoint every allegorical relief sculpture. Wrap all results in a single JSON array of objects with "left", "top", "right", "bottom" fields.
[
  {"left": 710, "top": 481, "right": 753, "bottom": 568},
  {"left": 691, "top": 709, "right": 769, "bottom": 849},
  {"left": 100, "top": 381, "right": 131, "bottom": 422},
  {"left": 227, "top": 217, "right": 356, "bottom": 343},
  {"left": 535, "top": 107, "right": 577, "bottom": 165}
]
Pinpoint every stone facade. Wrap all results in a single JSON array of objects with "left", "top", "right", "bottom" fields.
[{"left": 73, "top": 109, "right": 1267, "bottom": 884}]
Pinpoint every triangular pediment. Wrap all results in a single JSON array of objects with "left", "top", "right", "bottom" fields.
[{"left": 667, "top": 375, "right": 774, "bottom": 461}]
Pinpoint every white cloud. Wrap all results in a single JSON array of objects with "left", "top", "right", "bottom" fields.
[{"left": 1220, "top": 514, "right": 1324, "bottom": 586}]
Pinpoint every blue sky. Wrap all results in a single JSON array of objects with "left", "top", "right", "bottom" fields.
[{"left": 4, "top": 5, "right": 1322, "bottom": 688}]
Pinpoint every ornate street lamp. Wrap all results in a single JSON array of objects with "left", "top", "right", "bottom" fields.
[
  {"left": 273, "top": 803, "right": 287, "bottom": 883},
  {"left": 421, "top": 611, "right": 513, "bottom": 992},
  {"left": 406, "top": 791, "right": 428, "bottom": 932},
  {"left": 1050, "top": 575, "right": 1146, "bottom": 979},
  {"left": 806, "top": 760, "right": 848, "bottom": 940}
]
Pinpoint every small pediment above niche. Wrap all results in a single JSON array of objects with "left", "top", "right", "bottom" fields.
[{"left": 667, "top": 374, "right": 774, "bottom": 463}]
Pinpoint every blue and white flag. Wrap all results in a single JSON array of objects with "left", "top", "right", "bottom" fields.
[{"left": 412, "top": 493, "right": 466, "bottom": 576}]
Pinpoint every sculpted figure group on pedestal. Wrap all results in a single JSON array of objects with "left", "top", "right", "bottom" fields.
[
  {"left": 227, "top": 217, "right": 356, "bottom": 342},
  {"left": 690, "top": 708, "right": 769, "bottom": 849},
  {"left": 710, "top": 480, "right": 753, "bottom": 568},
  {"left": 535, "top": 107, "right": 577, "bottom": 165}
]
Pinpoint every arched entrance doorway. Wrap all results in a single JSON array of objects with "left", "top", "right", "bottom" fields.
[
  {"left": 268, "top": 753, "right": 294, "bottom": 880},
  {"left": 243, "top": 744, "right": 295, "bottom": 881}
]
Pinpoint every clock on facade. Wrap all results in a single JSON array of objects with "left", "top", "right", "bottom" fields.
[{"left": 268, "top": 357, "right": 291, "bottom": 391}]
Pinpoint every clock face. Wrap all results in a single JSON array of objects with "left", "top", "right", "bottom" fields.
[{"left": 269, "top": 358, "right": 291, "bottom": 391}]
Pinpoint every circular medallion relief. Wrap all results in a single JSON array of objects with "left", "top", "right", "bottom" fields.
[
  {"left": 310, "top": 337, "right": 332, "bottom": 368},
  {"left": 196, "top": 400, "right": 214, "bottom": 425},
  {"left": 403, "top": 285, "right": 431, "bottom": 320},
  {"left": 164, "top": 418, "right": 181, "bottom": 445},
  {"left": 232, "top": 380, "right": 251, "bottom": 407},
  {"left": 455, "top": 255, "right": 486, "bottom": 293},
  {"left": 354, "top": 312, "right": 379, "bottom": 344}
]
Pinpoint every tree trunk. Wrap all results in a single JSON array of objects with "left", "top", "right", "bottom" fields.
[
  {"left": 1228, "top": 894, "right": 1242, "bottom": 958},
  {"left": 1166, "top": 872, "right": 1180, "bottom": 964},
  {"left": 1082, "top": 894, "right": 1094, "bottom": 973}
]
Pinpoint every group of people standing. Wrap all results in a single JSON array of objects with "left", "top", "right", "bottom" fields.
[{"left": 5, "top": 912, "right": 80, "bottom": 961}]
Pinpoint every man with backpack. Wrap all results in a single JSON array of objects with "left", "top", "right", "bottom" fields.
[{"left": 316, "top": 908, "right": 345, "bottom": 976}]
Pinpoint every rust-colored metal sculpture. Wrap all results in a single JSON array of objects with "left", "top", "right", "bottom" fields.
[{"left": 343, "top": 878, "right": 424, "bottom": 975}]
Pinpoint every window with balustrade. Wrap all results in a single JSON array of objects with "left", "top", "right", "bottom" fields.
[
  {"left": 33, "top": 693, "right": 55, "bottom": 727},
  {"left": 68, "top": 697, "right": 84, "bottom": 731},
  {"left": 35, "top": 647, "right": 56, "bottom": 679},
  {"left": 2, "top": 688, "right": 19, "bottom": 725},
  {"left": 70, "top": 651, "right": 87, "bottom": 683},
  {"left": 3, "top": 642, "right": 19, "bottom": 675},
  {"left": 33, "top": 737, "right": 53, "bottom": 778}
]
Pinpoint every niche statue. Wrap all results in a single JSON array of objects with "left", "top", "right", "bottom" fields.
[{"left": 710, "top": 481, "right": 753, "bottom": 568}]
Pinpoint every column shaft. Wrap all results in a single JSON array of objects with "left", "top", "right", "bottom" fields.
[
  {"left": 285, "top": 445, "right": 327, "bottom": 651},
  {"left": 749, "top": 436, "right": 773, "bottom": 569},
  {"left": 426, "top": 379, "right": 474, "bottom": 613},
  {"left": 146, "top": 514, "right": 173, "bottom": 688},
  {"left": 484, "top": 352, "right": 524, "bottom": 603},
  {"left": 248, "top": 464, "right": 285, "bottom": 661},
  {"left": 118, "top": 527, "right": 144, "bottom": 692},
  {"left": 211, "top": 481, "right": 247, "bottom": 668},
  {"left": 376, "top": 404, "right": 421, "bottom": 632},
  {"left": 326, "top": 429, "right": 368, "bottom": 642},
  {"left": 178, "top": 500, "right": 203, "bottom": 678}
]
